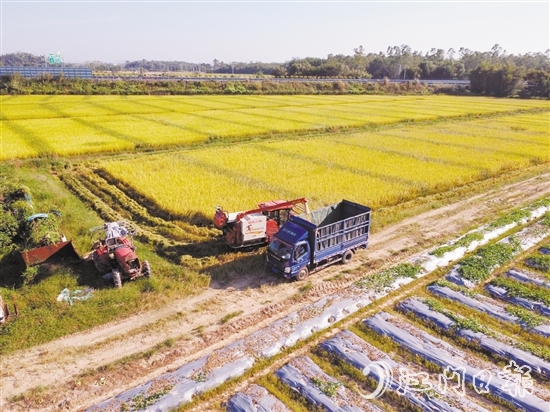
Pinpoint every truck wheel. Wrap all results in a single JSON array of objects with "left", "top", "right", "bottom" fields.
[
  {"left": 296, "top": 267, "right": 309, "bottom": 281},
  {"left": 112, "top": 269, "right": 122, "bottom": 288},
  {"left": 342, "top": 250, "right": 353, "bottom": 264},
  {"left": 142, "top": 260, "right": 152, "bottom": 278}
]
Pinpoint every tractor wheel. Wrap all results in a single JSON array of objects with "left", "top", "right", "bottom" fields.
[
  {"left": 112, "top": 269, "right": 122, "bottom": 288},
  {"left": 342, "top": 250, "right": 353, "bottom": 264},
  {"left": 296, "top": 267, "right": 309, "bottom": 281},
  {"left": 142, "top": 260, "right": 152, "bottom": 278}
]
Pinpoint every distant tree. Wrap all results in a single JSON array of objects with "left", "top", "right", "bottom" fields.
[
  {"left": 525, "top": 69, "right": 550, "bottom": 97},
  {"left": 470, "top": 63, "right": 525, "bottom": 96},
  {"left": 0, "top": 52, "right": 44, "bottom": 66},
  {"left": 368, "top": 57, "right": 393, "bottom": 78},
  {"left": 271, "top": 66, "right": 287, "bottom": 78}
]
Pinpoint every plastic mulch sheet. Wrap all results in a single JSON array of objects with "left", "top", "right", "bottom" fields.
[
  {"left": 225, "top": 384, "right": 291, "bottom": 412},
  {"left": 275, "top": 355, "right": 380, "bottom": 412},
  {"left": 364, "top": 312, "right": 550, "bottom": 412},
  {"left": 505, "top": 269, "right": 550, "bottom": 290},
  {"left": 319, "top": 330, "right": 489, "bottom": 412},
  {"left": 427, "top": 285, "right": 550, "bottom": 338},
  {"left": 485, "top": 284, "right": 550, "bottom": 317},
  {"left": 398, "top": 298, "right": 550, "bottom": 378}
]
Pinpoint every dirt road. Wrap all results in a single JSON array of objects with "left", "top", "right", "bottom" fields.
[{"left": 1, "top": 172, "right": 549, "bottom": 411}]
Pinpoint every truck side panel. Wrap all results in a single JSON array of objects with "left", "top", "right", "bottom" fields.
[{"left": 290, "top": 200, "right": 371, "bottom": 264}]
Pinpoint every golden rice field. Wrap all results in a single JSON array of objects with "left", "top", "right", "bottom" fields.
[
  {"left": 1, "top": 94, "right": 548, "bottom": 160},
  {"left": 98, "top": 110, "right": 550, "bottom": 215}
]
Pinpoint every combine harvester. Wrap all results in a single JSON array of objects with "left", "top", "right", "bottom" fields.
[{"left": 213, "top": 198, "right": 309, "bottom": 249}]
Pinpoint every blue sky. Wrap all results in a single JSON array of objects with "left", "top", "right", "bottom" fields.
[{"left": 1, "top": 1, "right": 548, "bottom": 64}]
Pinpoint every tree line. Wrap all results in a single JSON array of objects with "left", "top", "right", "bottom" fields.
[{"left": 1, "top": 45, "right": 549, "bottom": 97}]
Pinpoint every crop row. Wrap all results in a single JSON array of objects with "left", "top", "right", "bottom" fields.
[
  {"left": 96, "top": 111, "right": 550, "bottom": 217},
  {"left": 1, "top": 95, "right": 548, "bottom": 160}
]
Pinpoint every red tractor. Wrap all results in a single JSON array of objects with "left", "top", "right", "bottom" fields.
[
  {"left": 90, "top": 221, "right": 151, "bottom": 288},
  {"left": 213, "top": 198, "right": 309, "bottom": 249}
]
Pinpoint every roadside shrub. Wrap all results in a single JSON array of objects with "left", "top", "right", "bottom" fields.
[{"left": 0, "top": 213, "right": 19, "bottom": 249}]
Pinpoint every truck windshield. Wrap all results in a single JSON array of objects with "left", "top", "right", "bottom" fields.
[{"left": 268, "top": 239, "right": 292, "bottom": 261}]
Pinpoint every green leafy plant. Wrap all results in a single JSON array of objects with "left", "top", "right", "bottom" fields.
[
  {"left": 432, "top": 279, "right": 478, "bottom": 298},
  {"left": 220, "top": 310, "right": 243, "bottom": 324},
  {"left": 357, "top": 263, "right": 422, "bottom": 292},
  {"left": 422, "top": 298, "right": 487, "bottom": 333},
  {"left": 310, "top": 376, "right": 341, "bottom": 397},
  {"left": 506, "top": 305, "right": 547, "bottom": 328},
  {"left": 487, "top": 209, "right": 531, "bottom": 230},
  {"left": 491, "top": 277, "right": 550, "bottom": 305},
  {"left": 459, "top": 241, "right": 520, "bottom": 282},
  {"left": 525, "top": 255, "right": 550, "bottom": 272},
  {"left": 431, "top": 232, "right": 484, "bottom": 257}
]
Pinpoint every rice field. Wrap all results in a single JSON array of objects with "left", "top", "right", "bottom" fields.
[
  {"left": 98, "top": 110, "right": 550, "bottom": 215},
  {"left": 1, "top": 95, "right": 548, "bottom": 160}
]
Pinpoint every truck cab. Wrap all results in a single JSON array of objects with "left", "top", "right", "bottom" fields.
[{"left": 266, "top": 221, "right": 312, "bottom": 279}]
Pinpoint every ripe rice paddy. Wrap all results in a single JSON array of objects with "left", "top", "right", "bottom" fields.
[
  {"left": 1, "top": 95, "right": 548, "bottom": 160},
  {"left": 98, "top": 110, "right": 550, "bottom": 215}
]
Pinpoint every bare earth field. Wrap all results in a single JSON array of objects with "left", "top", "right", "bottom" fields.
[{"left": 1, "top": 172, "right": 549, "bottom": 411}]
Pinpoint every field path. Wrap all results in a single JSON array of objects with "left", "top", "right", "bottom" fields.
[{"left": 1, "top": 172, "right": 549, "bottom": 411}]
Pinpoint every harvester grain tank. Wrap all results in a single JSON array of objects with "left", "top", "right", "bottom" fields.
[
  {"left": 266, "top": 200, "right": 371, "bottom": 280},
  {"left": 213, "top": 198, "right": 309, "bottom": 249}
]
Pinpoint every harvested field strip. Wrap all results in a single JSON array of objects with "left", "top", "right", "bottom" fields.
[
  {"left": 2, "top": 95, "right": 549, "bottom": 160},
  {"left": 71, "top": 167, "right": 214, "bottom": 243},
  {"left": 61, "top": 172, "right": 228, "bottom": 262}
]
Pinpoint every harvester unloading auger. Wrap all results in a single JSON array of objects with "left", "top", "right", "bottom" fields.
[
  {"left": 89, "top": 221, "right": 151, "bottom": 288},
  {"left": 213, "top": 198, "right": 309, "bottom": 249}
]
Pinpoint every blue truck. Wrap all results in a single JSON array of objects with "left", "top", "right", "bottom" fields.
[{"left": 266, "top": 200, "right": 371, "bottom": 280}]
